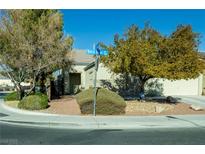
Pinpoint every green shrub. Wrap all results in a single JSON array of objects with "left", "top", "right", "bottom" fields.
[
  {"left": 75, "top": 88, "right": 126, "bottom": 115},
  {"left": 18, "top": 93, "right": 48, "bottom": 110},
  {"left": 4, "top": 91, "right": 19, "bottom": 101}
]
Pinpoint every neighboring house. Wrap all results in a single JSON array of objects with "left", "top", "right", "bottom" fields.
[
  {"left": 0, "top": 75, "right": 14, "bottom": 86},
  {"left": 0, "top": 74, "right": 30, "bottom": 91},
  {"left": 0, "top": 74, "right": 15, "bottom": 91},
  {"left": 55, "top": 49, "right": 205, "bottom": 96}
]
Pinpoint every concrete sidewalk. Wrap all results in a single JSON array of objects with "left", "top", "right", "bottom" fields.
[
  {"left": 1, "top": 112, "right": 205, "bottom": 130},
  {"left": 1, "top": 99, "right": 205, "bottom": 130},
  {"left": 174, "top": 95, "right": 205, "bottom": 108}
]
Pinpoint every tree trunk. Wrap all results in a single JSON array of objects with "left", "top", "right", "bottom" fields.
[
  {"left": 139, "top": 80, "right": 146, "bottom": 100},
  {"left": 46, "top": 78, "right": 51, "bottom": 101},
  {"left": 16, "top": 83, "right": 24, "bottom": 100},
  {"left": 125, "top": 73, "right": 129, "bottom": 90},
  {"left": 18, "top": 88, "right": 25, "bottom": 100},
  {"left": 39, "top": 73, "right": 46, "bottom": 94}
]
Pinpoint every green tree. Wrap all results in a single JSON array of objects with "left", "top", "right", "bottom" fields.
[
  {"left": 101, "top": 24, "right": 205, "bottom": 98},
  {"left": 0, "top": 10, "right": 73, "bottom": 99}
]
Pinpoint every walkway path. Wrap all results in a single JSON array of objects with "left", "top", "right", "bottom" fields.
[{"left": 41, "top": 96, "right": 81, "bottom": 115}]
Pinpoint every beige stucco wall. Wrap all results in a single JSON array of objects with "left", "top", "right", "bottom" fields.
[
  {"left": 155, "top": 75, "right": 203, "bottom": 96},
  {"left": 83, "top": 63, "right": 203, "bottom": 96},
  {"left": 84, "top": 63, "right": 116, "bottom": 89},
  {"left": 85, "top": 67, "right": 94, "bottom": 89}
]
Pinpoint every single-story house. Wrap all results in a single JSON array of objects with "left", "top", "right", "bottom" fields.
[
  {"left": 56, "top": 49, "right": 205, "bottom": 97},
  {"left": 52, "top": 49, "right": 95, "bottom": 95},
  {"left": 2, "top": 49, "right": 204, "bottom": 96}
]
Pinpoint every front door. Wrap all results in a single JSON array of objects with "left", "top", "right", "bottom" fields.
[{"left": 69, "top": 73, "right": 81, "bottom": 94}]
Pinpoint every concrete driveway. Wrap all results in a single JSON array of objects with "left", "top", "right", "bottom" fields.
[{"left": 173, "top": 95, "right": 205, "bottom": 108}]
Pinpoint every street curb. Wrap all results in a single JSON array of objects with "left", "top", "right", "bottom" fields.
[
  {"left": 0, "top": 119, "right": 82, "bottom": 127},
  {"left": 2, "top": 99, "right": 205, "bottom": 130},
  {"left": 0, "top": 119, "right": 99, "bottom": 129},
  {"left": 0, "top": 118, "right": 200, "bottom": 130},
  {"left": 1, "top": 101, "right": 58, "bottom": 116}
]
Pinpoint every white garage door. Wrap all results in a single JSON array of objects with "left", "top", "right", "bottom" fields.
[{"left": 159, "top": 76, "right": 202, "bottom": 96}]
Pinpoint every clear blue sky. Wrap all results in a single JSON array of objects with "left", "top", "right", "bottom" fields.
[{"left": 60, "top": 9, "right": 205, "bottom": 51}]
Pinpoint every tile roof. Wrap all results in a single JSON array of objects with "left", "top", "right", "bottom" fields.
[
  {"left": 68, "top": 49, "right": 95, "bottom": 65},
  {"left": 199, "top": 52, "right": 205, "bottom": 59}
]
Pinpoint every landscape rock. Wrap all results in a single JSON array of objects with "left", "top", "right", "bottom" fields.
[
  {"left": 166, "top": 96, "right": 177, "bottom": 104},
  {"left": 155, "top": 106, "right": 165, "bottom": 113},
  {"left": 190, "top": 105, "right": 204, "bottom": 111}
]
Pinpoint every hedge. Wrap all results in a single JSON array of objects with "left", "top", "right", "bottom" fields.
[
  {"left": 75, "top": 88, "right": 126, "bottom": 115},
  {"left": 4, "top": 91, "right": 19, "bottom": 101},
  {"left": 18, "top": 93, "right": 48, "bottom": 110}
]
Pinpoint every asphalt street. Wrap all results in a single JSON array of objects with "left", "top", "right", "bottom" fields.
[
  {"left": 1, "top": 95, "right": 205, "bottom": 145},
  {"left": 1, "top": 122, "right": 205, "bottom": 145}
]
